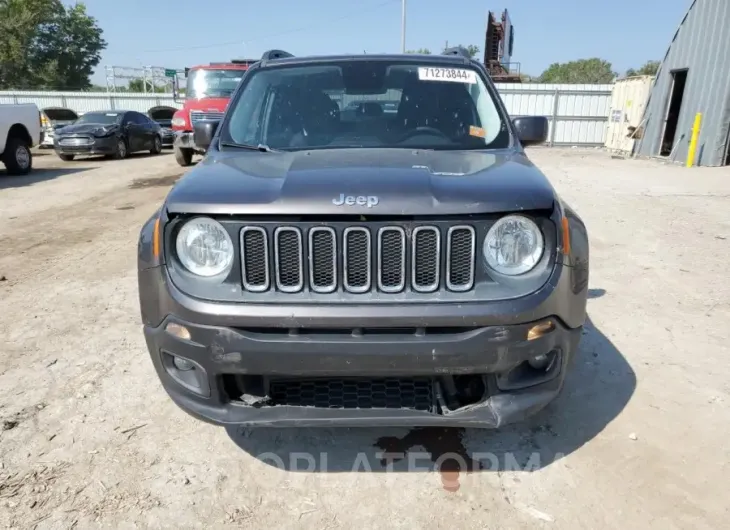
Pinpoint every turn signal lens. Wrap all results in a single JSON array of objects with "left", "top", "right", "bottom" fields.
[
  {"left": 561, "top": 217, "right": 571, "bottom": 255},
  {"left": 165, "top": 322, "right": 191, "bottom": 341},
  {"left": 527, "top": 321, "right": 555, "bottom": 341}
]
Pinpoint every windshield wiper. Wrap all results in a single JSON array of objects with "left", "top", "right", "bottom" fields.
[{"left": 220, "top": 142, "right": 277, "bottom": 152}]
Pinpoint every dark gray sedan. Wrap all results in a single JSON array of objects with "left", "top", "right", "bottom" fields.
[{"left": 54, "top": 110, "right": 163, "bottom": 161}]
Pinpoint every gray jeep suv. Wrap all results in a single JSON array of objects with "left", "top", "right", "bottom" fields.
[{"left": 137, "top": 48, "right": 589, "bottom": 429}]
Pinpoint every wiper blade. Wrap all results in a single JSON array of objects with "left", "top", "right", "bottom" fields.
[{"left": 220, "top": 142, "right": 277, "bottom": 152}]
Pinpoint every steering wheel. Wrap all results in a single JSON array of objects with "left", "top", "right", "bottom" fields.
[{"left": 396, "top": 126, "right": 450, "bottom": 142}]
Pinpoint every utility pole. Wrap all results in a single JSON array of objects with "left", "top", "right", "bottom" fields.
[{"left": 401, "top": 0, "right": 406, "bottom": 53}]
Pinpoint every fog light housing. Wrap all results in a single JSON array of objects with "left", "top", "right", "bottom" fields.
[
  {"left": 173, "top": 356, "right": 194, "bottom": 371},
  {"left": 527, "top": 350, "right": 558, "bottom": 371}
]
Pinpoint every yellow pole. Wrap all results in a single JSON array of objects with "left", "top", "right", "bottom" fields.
[{"left": 686, "top": 112, "right": 702, "bottom": 168}]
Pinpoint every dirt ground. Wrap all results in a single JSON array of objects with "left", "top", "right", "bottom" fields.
[{"left": 1, "top": 147, "right": 729, "bottom": 529}]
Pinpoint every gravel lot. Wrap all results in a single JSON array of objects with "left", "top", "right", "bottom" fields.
[{"left": 1, "top": 147, "right": 729, "bottom": 529}]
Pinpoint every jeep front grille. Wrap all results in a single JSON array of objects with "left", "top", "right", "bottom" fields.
[{"left": 239, "top": 224, "right": 476, "bottom": 295}]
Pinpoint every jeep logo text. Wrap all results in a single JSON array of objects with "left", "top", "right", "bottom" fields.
[{"left": 332, "top": 194, "right": 379, "bottom": 208}]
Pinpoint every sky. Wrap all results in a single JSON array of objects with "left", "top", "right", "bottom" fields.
[{"left": 75, "top": 0, "right": 692, "bottom": 85}]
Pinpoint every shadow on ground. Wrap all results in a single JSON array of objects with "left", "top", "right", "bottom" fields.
[
  {"left": 225, "top": 292, "right": 635, "bottom": 484},
  {"left": 0, "top": 166, "right": 92, "bottom": 190}
]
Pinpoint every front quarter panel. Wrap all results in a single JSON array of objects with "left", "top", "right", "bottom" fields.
[{"left": 560, "top": 201, "right": 589, "bottom": 328}]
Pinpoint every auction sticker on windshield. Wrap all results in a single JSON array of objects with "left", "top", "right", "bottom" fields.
[{"left": 418, "top": 67, "right": 477, "bottom": 84}]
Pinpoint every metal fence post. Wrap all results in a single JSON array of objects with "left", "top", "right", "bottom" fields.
[{"left": 549, "top": 89, "right": 560, "bottom": 146}]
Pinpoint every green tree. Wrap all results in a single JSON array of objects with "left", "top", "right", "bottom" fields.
[
  {"left": 128, "top": 78, "right": 168, "bottom": 93},
  {"left": 0, "top": 0, "right": 106, "bottom": 90},
  {"left": 625, "top": 60, "right": 660, "bottom": 77},
  {"left": 406, "top": 48, "right": 431, "bottom": 54},
  {"left": 538, "top": 58, "right": 617, "bottom": 84},
  {"left": 441, "top": 44, "right": 480, "bottom": 58}
]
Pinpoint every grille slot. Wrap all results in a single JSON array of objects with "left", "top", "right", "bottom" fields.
[
  {"left": 268, "top": 377, "right": 435, "bottom": 411},
  {"left": 343, "top": 227, "right": 371, "bottom": 293},
  {"left": 446, "top": 225, "right": 476, "bottom": 292},
  {"left": 411, "top": 226, "right": 440, "bottom": 292},
  {"left": 274, "top": 227, "right": 304, "bottom": 292},
  {"left": 308, "top": 227, "right": 337, "bottom": 293},
  {"left": 241, "top": 227, "right": 269, "bottom": 292},
  {"left": 377, "top": 227, "right": 406, "bottom": 293}
]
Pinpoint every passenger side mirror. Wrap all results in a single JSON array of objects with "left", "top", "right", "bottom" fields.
[
  {"left": 193, "top": 120, "right": 220, "bottom": 151},
  {"left": 512, "top": 116, "right": 549, "bottom": 147}
]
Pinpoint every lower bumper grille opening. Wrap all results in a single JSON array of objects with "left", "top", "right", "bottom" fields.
[
  {"left": 222, "top": 375, "right": 492, "bottom": 414},
  {"left": 270, "top": 377, "right": 435, "bottom": 411}
]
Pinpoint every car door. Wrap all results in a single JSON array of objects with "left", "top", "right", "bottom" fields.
[
  {"left": 133, "top": 112, "right": 152, "bottom": 151},
  {"left": 121, "top": 112, "right": 141, "bottom": 152},
  {"left": 140, "top": 114, "right": 159, "bottom": 149}
]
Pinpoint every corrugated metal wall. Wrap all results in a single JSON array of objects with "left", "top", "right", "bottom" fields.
[
  {"left": 497, "top": 83, "right": 613, "bottom": 146},
  {"left": 1, "top": 83, "right": 614, "bottom": 146},
  {"left": 0, "top": 91, "right": 182, "bottom": 113},
  {"left": 634, "top": 0, "right": 730, "bottom": 166}
]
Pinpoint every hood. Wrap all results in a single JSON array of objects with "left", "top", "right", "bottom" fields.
[
  {"left": 42, "top": 107, "right": 79, "bottom": 123},
  {"left": 165, "top": 148, "right": 557, "bottom": 216},
  {"left": 57, "top": 123, "right": 118, "bottom": 135},
  {"left": 148, "top": 105, "right": 177, "bottom": 121}
]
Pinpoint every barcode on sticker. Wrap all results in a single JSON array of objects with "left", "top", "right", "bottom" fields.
[{"left": 418, "top": 67, "right": 477, "bottom": 84}]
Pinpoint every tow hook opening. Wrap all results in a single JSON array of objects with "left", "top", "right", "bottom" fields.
[{"left": 495, "top": 349, "right": 562, "bottom": 391}]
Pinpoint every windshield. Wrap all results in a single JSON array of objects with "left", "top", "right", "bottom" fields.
[
  {"left": 223, "top": 60, "right": 509, "bottom": 151},
  {"left": 186, "top": 68, "right": 244, "bottom": 99},
  {"left": 75, "top": 112, "right": 121, "bottom": 125}
]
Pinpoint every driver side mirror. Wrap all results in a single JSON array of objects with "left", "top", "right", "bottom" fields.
[
  {"left": 193, "top": 120, "right": 220, "bottom": 152},
  {"left": 512, "top": 116, "right": 549, "bottom": 147}
]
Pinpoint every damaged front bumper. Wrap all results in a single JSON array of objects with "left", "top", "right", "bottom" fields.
[
  {"left": 173, "top": 131, "right": 204, "bottom": 153},
  {"left": 140, "top": 262, "right": 586, "bottom": 429}
]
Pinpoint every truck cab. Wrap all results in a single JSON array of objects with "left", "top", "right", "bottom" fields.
[{"left": 171, "top": 60, "right": 254, "bottom": 166}]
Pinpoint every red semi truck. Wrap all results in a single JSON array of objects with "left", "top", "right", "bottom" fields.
[{"left": 170, "top": 60, "right": 255, "bottom": 166}]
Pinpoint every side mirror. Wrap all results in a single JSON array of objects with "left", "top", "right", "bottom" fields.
[
  {"left": 193, "top": 120, "right": 220, "bottom": 151},
  {"left": 172, "top": 76, "right": 184, "bottom": 104},
  {"left": 512, "top": 116, "right": 549, "bottom": 147}
]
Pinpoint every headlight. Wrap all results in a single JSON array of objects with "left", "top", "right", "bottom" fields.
[
  {"left": 483, "top": 215, "right": 544, "bottom": 275},
  {"left": 175, "top": 217, "right": 234, "bottom": 277},
  {"left": 171, "top": 117, "right": 187, "bottom": 127}
]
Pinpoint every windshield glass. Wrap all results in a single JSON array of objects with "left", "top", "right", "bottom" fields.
[
  {"left": 75, "top": 112, "right": 121, "bottom": 125},
  {"left": 186, "top": 68, "right": 244, "bottom": 99},
  {"left": 223, "top": 60, "right": 509, "bottom": 151}
]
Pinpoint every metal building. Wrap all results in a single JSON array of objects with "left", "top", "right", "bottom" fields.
[{"left": 634, "top": 0, "right": 730, "bottom": 167}]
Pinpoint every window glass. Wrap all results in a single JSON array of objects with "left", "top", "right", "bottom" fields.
[{"left": 224, "top": 60, "right": 509, "bottom": 151}]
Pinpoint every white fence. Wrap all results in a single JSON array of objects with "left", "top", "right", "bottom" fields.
[{"left": 1, "top": 83, "right": 614, "bottom": 146}]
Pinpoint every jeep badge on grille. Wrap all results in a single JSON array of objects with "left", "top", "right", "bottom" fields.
[{"left": 332, "top": 194, "right": 379, "bottom": 208}]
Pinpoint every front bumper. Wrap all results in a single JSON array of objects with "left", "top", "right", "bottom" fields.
[
  {"left": 139, "top": 262, "right": 587, "bottom": 429},
  {"left": 54, "top": 135, "right": 117, "bottom": 155},
  {"left": 173, "top": 131, "right": 203, "bottom": 153}
]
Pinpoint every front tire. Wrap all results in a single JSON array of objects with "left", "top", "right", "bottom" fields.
[
  {"left": 150, "top": 136, "right": 162, "bottom": 155},
  {"left": 2, "top": 137, "right": 32, "bottom": 175},
  {"left": 114, "top": 138, "right": 128, "bottom": 160},
  {"left": 59, "top": 154, "right": 75, "bottom": 162},
  {"left": 174, "top": 146, "right": 194, "bottom": 166}
]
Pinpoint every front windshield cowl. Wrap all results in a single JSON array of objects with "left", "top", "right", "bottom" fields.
[{"left": 221, "top": 59, "right": 511, "bottom": 152}]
